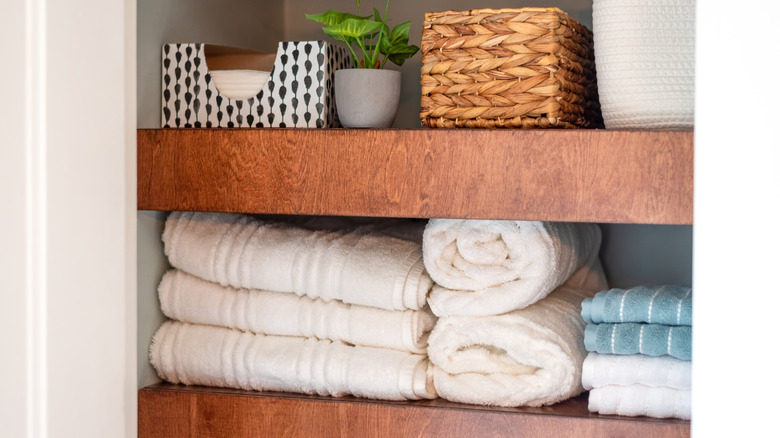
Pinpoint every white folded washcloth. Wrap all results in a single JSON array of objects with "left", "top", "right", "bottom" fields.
[
  {"left": 162, "top": 211, "right": 432, "bottom": 311},
  {"left": 588, "top": 384, "right": 691, "bottom": 420},
  {"left": 423, "top": 219, "right": 602, "bottom": 316},
  {"left": 159, "top": 269, "right": 436, "bottom": 353},
  {"left": 209, "top": 69, "right": 271, "bottom": 100},
  {"left": 150, "top": 321, "right": 437, "bottom": 401},
  {"left": 426, "top": 259, "right": 607, "bottom": 407},
  {"left": 582, "top": 352, "right": 691, "bottom": 391}
]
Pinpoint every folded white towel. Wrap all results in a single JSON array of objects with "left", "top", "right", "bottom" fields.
[
  {"left": 426, "top": 259, "right": 607, "bottom": 407},
  {"left": 159, "top": 269, "right": 436, "bottom": 353},
  {"left": 588, "top": 384, "right": 691, "bottom": 420},
  {"left": 150, "top": 321, "right": 437, "bottom": 401},
  {"left": 283, "top": 215, "right": 427, "bottom": 243},
  {"left": 582, "top": 353, "right": 691, "bottom": 391},
  {"left": 162, "top": 211, "right": 432, "bottom": 310},
  {"left": 423, "top": 220, "right": 602, "bottom": 316},
  {"left": 209, "top": 69, "right": 271, "bottom": 100}
]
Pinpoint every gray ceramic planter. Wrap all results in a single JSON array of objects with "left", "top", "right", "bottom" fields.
[{"left": 335, "top": 69, "right": 401, "bottom": 128}]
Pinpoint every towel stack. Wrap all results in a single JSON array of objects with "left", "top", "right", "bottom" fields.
[
  {"left": 149, "top": 211, "right": 438, "bottom": 401},
  {"left": 422, "top": 219, "right": 608, "bottom": 407},
  {"left": 581, "top": 285, "right": 692, "bottom": 419}
]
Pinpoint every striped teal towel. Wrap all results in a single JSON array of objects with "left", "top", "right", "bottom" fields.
[
  {"left": 584, "top": 323, "right": 691, "bottom": 361},
  {"left": 581, "top": 285, "right": 692, "bottom": 326}
]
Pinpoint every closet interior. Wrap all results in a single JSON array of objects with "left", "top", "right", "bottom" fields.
[{"left": 136, "top": 1, "right": 693, "bottom": 436}]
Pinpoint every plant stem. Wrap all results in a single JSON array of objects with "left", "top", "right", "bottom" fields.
[
  {"left": 357, "top": 39, "right": 371, "bottom": 68},
  {"left": 342, "top": 40, "right": 361, "bottom": 68}
]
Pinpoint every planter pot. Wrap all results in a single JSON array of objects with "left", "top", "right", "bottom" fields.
[{"left": 335, "top": 69, "right": 401, "bottom": 128}]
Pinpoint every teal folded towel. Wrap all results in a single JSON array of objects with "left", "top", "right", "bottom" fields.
[
  {"left": 584, "top": 323, "right": 691, "bottom": 361},
  {"left": 581, "top": 285, "right": 692, "bottom": 326}
]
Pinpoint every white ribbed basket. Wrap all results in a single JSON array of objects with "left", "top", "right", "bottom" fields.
[{"left": 593, "top": 0, "right": 695, "bottom": 129}]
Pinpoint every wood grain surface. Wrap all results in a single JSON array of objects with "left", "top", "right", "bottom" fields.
[
  {"left": 138, "top": 383, "right": 691, "bottom": 438},
  {"left": 137, "top": 128, "right": 693, "bottom": 224}
]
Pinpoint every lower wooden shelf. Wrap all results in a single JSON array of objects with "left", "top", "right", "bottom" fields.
[{"left": 139, "top": 383, "right": 690, "bottom": 437}]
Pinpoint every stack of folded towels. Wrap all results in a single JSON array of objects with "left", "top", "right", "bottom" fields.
[
  {"left": 581, "top": 285, "right": 693, "bottom": 419},
  {"left": 422, "top": 219, "right": 608, "bottom": 407},
  {"left": 149, "top": 211, "right": 438, "bottom": 401}
]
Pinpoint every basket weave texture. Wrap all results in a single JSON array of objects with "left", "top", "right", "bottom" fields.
[{"left": 420, "top": 8, "right": 602, "bottom": 129}]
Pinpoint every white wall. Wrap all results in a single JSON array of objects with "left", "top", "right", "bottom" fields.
[
  {"left": 0, "top": 0, "right": 137, "bottom": 437},
  {"left": 1, "top": 1, "right": 33, "bottom": 436},
  {"left": 692, "top": 1, "right": 780, "bottom": 435}
]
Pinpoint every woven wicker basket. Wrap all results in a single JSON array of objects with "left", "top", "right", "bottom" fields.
[{"left": 420, "top": 8, "right": 601, "bottom": 129}]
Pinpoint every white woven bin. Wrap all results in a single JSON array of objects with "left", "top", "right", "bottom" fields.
[{"left": 592, "top": 0, "right": 694, "bottom": 129}]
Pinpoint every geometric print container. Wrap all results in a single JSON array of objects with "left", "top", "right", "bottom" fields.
[{"left": 161, "top": 41, "right": 351, "bottom": 128}]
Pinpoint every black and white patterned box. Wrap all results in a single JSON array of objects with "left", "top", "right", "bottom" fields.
[{"left": 162, "top": 41, "right": 350, "bottom": 128}]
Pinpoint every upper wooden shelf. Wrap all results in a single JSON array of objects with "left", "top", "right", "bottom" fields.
[{"left": 137, "top": 128, "right": 693, "bottom": 224}]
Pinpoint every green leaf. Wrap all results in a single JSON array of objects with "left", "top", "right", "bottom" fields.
[
  {"left": 388, "top": 21, "right": 411, "bottom": 45},
  {"left": 305, "top": 10, "right": 369, "bottom": 26},
  {"left": 323, "top": 17, "right": 383, "bottom": 40},
  {"left": 385, "top": 43, "right": 419, "bottom": 67},
  {"left": 327, "top": 32, "right": 353, "bottom": 45},
  {"left": 372, "top": 9, "right": 389, "bottom": 48},
  {"left": 379, "top": 20, "right": 409, "bottom": 55},
  {"left": 306, "top": 1, "right": 417, "bottom": 69}
]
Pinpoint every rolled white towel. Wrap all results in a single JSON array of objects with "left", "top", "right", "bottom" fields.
[
  {"left": 150, "top": 321, "right": 437, "bottom": 401},
  {"left": 582, "top": 353, "right": 691, "bottom": 391},
  {"left": 426, "top": 260, "right": 606, "bottom": 407},
  {"left": 588, "top": 384, "right": 691, "bottom": 420},
  {"left": 423, "top": 219, "right": 602, "bottom": 316},
  {"left": 162, "top": 211, "right": 432, "bottom": 311},
  {"left": 159, "top": 269, "right": 436, "bottom": 353}
]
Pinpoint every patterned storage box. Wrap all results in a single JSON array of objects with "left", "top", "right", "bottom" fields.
[
  {"left": 162, "top": 41, "right": 350, "bottom": 128},
  {"left": 420, "top": 8, "right": 602, "bottom": 129}
]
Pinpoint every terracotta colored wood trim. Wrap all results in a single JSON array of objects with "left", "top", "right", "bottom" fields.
[
  {"left": 137, "top": 128, "right": 693, "bottom": 224},
  {"left": 139, "top": 384, "right": 690, "bottom": 438}
]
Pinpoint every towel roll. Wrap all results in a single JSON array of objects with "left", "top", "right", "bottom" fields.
[
  {"left": 584, "top": 323, "right": 692, "bottom": 360},
  {"left": 423, "top": 219, "right": 602, "bottom": 316},
  {"left": 581, "top": 285, "right": 692, "bottom": 325},
  {"left": 588, "top": 384, "right": 691, "bottom": 420},
  {"left": 426, "top": 260, "right": 606, "bottom": 407},
  {"left": 582, "top": 353, "right": 691, "bottom": 390},
  {"left": 150, "top": 321, "right": 437, "bottom": 401},
  {"left": 162, "top": 211, "right": 432, "bottom": 311},
  {"left": 159, "top": 269, "right": 436, "bottom": 353}
]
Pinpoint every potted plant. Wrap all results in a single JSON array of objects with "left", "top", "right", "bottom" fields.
[{"left": 306, "top": 0, "right": 419, "bottom": 128}]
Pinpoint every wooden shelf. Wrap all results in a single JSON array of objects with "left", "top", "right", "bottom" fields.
[
  {"left": 137, "top": 128, "right": 693, "bottom": 224},
  {"left": 139, "top": 383, "right": 690, "bottom": 438},
  {"left": 137, "top": 127, "right": 692, "bottom": 437}
]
